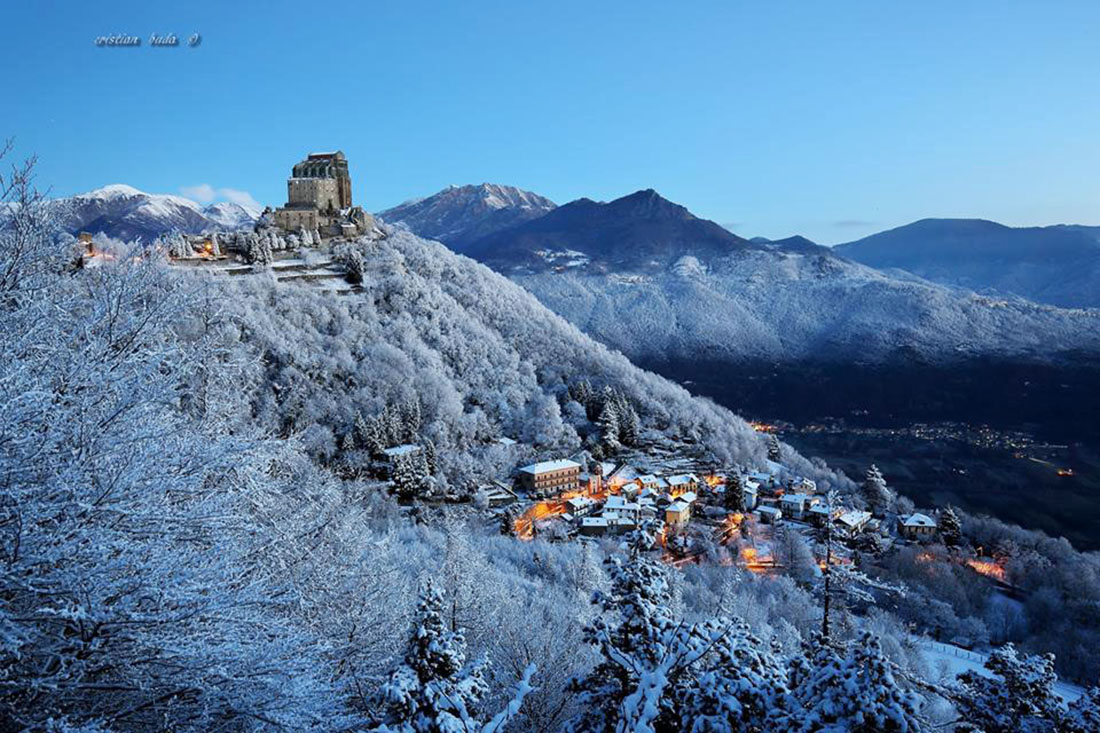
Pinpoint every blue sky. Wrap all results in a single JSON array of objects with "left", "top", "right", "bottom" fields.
[{"left": 3, "top": 1, "right": 1100, "bottom": 243}]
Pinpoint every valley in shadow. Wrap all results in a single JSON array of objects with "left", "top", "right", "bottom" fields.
[{"left": 641, "top": 354, "right": 1100, "bottom": 550}]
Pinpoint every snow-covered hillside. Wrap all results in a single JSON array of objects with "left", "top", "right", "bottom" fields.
[
  {"left": 377, "top": 183, "right": 556, "bottom": 251},
  {"left": 216, "top": 227, "right": 835, "bottom": 480},
  {"left": 49, "top": 184, "right": 259, "bottom": 242},
  {"left": 510, "top": 248, "right": 1100, "bottom": 363},
  {"left": 385, "top": 188, "right": 1100, "bottom": 363}
]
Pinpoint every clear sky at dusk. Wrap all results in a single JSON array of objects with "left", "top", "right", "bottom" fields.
[{"left": 3, "top": 0, "right": 1100, "bottom": 243}]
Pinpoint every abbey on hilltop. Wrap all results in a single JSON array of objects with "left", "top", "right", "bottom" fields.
[{"left": 272, "top": 151, "right": 373, "bottom": 238}]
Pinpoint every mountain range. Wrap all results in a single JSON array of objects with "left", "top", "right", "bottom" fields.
[
  {"left": 835, "top": 218, "right": 1100, "bottom": 309},
  {"left": 51, "top": 184, "right": 259, "bottom": 242},
  {"left": 379, "top": 186, "right": 1100, "bottom": 364},
  {"left": 44, "top": 182, "right": 1100, "bottom": 365}
]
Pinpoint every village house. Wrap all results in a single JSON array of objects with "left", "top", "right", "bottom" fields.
[
  {"left": 579, "top": 514, "right": 638, "bottom": 537},
  {"left": 579, "top": 517, "right": 610, "bottom": 536},
  {"left": 779, "top": 493, "right": 818, "bottom": 521},
  {"left": 637, "top": 496, "right": 659, "bottom": 520},
  {"left": 791, "top": 477, "right": 817, "bottom": 495},
  {"left": 757, "top": 505, "right": 783, "bottom": 524},
  {"left": 809, "top": 503, "right": 834, "bottom": 527},
  {"left": 566, "top": 496, "right": 596, "bottom": 517},
  {"left": 747, "top": 471, "right": 780, "bottom": 494},
  {"left": 606, "top": 463, "right": 641, "bottom": 490},
  {"left": 517, "top": 459, "right": 581, "bottom": 494},
  {"left": 667, "top": 474, "right": 700, "bottom": 495},
  {"left": 741, "top": 481, "right": 759, "bottom": 510},
  {"left": 836, "top": 510, "right": 873, "bottom": 534},
  {"left": 382, "top": 444, "right": 421, "bottom": 461},
  {"left": 604, "top": 495, "right": 642, "bottom": 522},
  {"left": 665, "top": 499, "right": 693, "bottom": 527},
  {"left": 898, "top": 513, "right": 938, "bottom": 540}
]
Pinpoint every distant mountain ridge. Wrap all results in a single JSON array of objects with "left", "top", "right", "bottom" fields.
[
  {"left": 387, "top": 185, "right": 1100, "bottom": 364},
  {"left": 51, "top": 184, "right": 259, "bottom": 242},
  {"left": 465, "top": 189, "right": 759, "bottom": 271},
  {"left": 376, "top": 183, "right": 556, "bottom": 251},
  {"left": 835, "top": 218, "right": 1100, "bottom": 308}
]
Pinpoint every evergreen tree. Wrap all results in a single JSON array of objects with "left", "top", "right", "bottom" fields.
[
  {"left": 366, "top": 416, "right": 388, "bottom": 457},
  {"left": 247, "top": 233, "right": 272, "bottom": 266},
  {"left": 370, "top": 581, "right": 534, "bottom": 733},
  {"left": 955, "top": 644, "right": 1067, "bottom": 733},
  {"left": 568, "top": 522, "right": 789, "bottom": 732},
  {"left": 401, "top": 398, "right": 422, "bottom": 442},
  {"left": 862, "top": 464, "right": 893, "bottom": 517},
  {"left": 569, "top": 379, "right": 593, "bottom": 411},
  {"left": 767, "top": 434, "right": 782, "bottom": 463},
  {"left": 678, "top": 618, "right": 791, "bottom": 732},
  {"left": 597, "top": 401, "right": 621, "bottom": 453},
  {"left": 170, "top": 233, "right": 192, "bottom": 259},
  {"left": 423, "top": 439, "right": 436, "bottom": 474},
  {"left": 391, "top": 452, "right": 430, "bottom": 502},
  {"left": 353, "top": 410, "right": 370, "bottom": 448},
  {"left": 724, "top": 471, "right": 746, "bottom": 512},
  {"left": 1064, "top": 687, "right": 1100, "bottom": 733},
  {"left": 939, "top": 505, "right": 963, "bottom": 547},
  {"left": 856, "top": 530, "right": 888, "bottom": 556},
  {"left": 618, "top": 399, "right": 640, "bottom": 446},
  {"left": 499, "top": 504, "right": 521, "bottom": 537},
  {"left": 791, "top": 633, "right": 925, "bottom": 732},
  {"left": 340, "top": 431, "right": 356, "bottom": 453},
  {"left": 382, "top": 404, "right": 403, "bottom": 446},
  {"left": 343, "top": 248, "right": 365, "bottom": 284}
]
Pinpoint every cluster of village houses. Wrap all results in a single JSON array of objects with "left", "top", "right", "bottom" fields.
[{"left": 466, "top": 452, "right": 940, "bottom": 545}]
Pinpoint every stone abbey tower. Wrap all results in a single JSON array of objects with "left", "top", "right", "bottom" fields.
[{"left": 273, "top": 151, "right": 370, "bottom": 237}]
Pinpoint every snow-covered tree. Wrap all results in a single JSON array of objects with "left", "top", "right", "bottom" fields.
[
  {"left": 939, "top": 506, "right": 963, "bottom": 548},
  {"left": 568, "top": 521, "right": 788, "bottom": 732},
  {"left": 0, "top": 152, "right": 341, "bottom": 728},
  {"left": 678, "top": 617, "right": 791, "bottom": 731},
  {"left": 369, "top": 581, "right": 534, "bottom": 733},
  {"left": 247, "top": 231, "right": 272, "bottom": 265},
  {"left": 955, "top": 644, "right": 1067, "bottom": 733},
  {"left": 790, "top": 633, "right": 925, "bottom": 732},
  {"left": 725, "top": 471, "right": 746, "bottom": 512},
  {"left": 402, "top": 397, "right": 423, "bottom": 441},
  {"left": 392, "top": 451, "right": 431, "bottom": 502},
  {"left": 366, "top": 416, "right": 389, "bottom": 457},
  {"left": 861, "top": 465, "right": 893, "bottom": 517},
  {"left": 423, "top": 438, "right": 437, "bottom": 474},
  {"left": 354, "top": 410, "right": 371, "bottom": 447},
  {"left": 1064, "top": 687, "right": 1100, "bottom": 733},
  {"left": 169, "top": 231, "right": 192, "bottom": 258},
  {"left": 597, "top": 400, "right": 621, "bottom": 453},
  {"left": 767, "top": 434, "right": 782, "bottom": 463},
  {"left": 499, "top": 504, "right": 521, "bottom": 537}
]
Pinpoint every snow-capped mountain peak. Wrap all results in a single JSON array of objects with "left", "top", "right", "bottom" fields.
[
  {"left": 76, "top": 183, "right": 147, "bottom": 201},
  {"left": 51, "top": 185, "right": 259, "bottom": 242},
  {"left": 377, "top": 183, "right": 556, "bottom": 251},
  {"left": 203, "top": 201, "right": 262, "bottom": 229}
]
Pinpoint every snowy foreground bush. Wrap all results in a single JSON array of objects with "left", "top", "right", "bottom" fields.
[{"left": 1, "top": 155, "right": 1099, "bottom": 730}]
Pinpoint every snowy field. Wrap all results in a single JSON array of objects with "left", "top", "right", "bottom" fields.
[{"left": 917, "top": 639, "right": 1084, "bottom": 702}]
